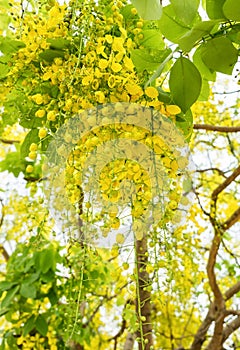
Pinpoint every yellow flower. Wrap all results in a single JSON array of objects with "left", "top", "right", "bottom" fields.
[
  {"left": 112, "top": 37, "right": 125, "bottom": 53},
  {"left": 47, "top": 110, "right": 57, "bottom": 121},
  {"left": 125, "top": 83, "right": 143, "bottom": 96},
  {"left": 28, "top": 151, "right": 37, "bottom": 160},
  {"left": 33, "top": 94, "right": 44, "bottom": 105},
  {"left": 126, "top": 38, "right": 133, "bottom": 50},
  {"left": 96, "top": 45, "right": 108, "bottom": 58},
  {"left": 99, "top": 59, "right": 109, "bottom": 70},
  {"left": 119, "top": 27, "right": 127, "bottom": 39},
  {"left": 165, "top": 105, "right": 181, "bottom": 115},
  {"left": 145, "top": 86, "right": 159, "bottom": 99},
  {"left": 29, "top": 143, "right": 38, "bottom": 152},
  {"left": 147, "top": 100, "right": 162, "bottom": 109},
  {"left": 105, "top": 34, "right": 113, "bottom": 44},
  {"left": 115, "top": 52, "right": 124, "bottom": 62},
  {"left": 17, "top": 336, "right": 24, "bottom": 345},
  {"left": 64, "top": 99, "right": 73, "bottom": 111},
  {"left": 108, "top": 75, "right": 116, "bottom": 88},
  {"left": 92, "top": 79, "right": 99, "bottom": 90},
  {"left": 54, "top": 58, "right": 63, "bottom": 66},
  {"left": 111, "top": 61, "right": 122, "bottom": 73},
  {"left": 82, "top": 74, "right": 93, "bottom": 86},
  {"left": 39, "top": 128, "right": 47, "bottom": 139},
  {"left": 95, "top": 91, "right": 105, "bottom": 103},
  {"left": 35, "top": 109, "right": 45, "bottom": 118},
  {"left": 50, "top": 345, "right": 58, "bottom": 350},
  {"left": 86, "top": 50, "right": 97, "bottom": 63},
  {"left": 123, "top": 56, "right": 135, "bottom": 71},
  {"left": 95, "top": 68, "right": 102, "bottom": 78}
]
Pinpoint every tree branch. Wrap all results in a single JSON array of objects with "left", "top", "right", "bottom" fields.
[
  {"left": 193, "top": 124, "right": 240, "bottom": 132},
  {"left": 190, "top": 307, "right": 214, "bottom": 350},
  {"left": 222, "top": 316, "right": 240, "bottom": 343},
  {"left": 0, "top": 138, "right": 20, "bottom": 144},
  {"left": 225, "top": 281, "right": 240, "bottom": 301},
  {"left": 124, "top": 332, "right": 136, "bottom": 350},
  {"left": 211, "top": 165, "right": 240, "bottom": 202},
  {"left": 135, "top": 233, "right": 153, "bottom": 350},
  {"left": 0, "top": 245, "right": 9, "bottom": 261},
  {"left": 221, "top": 207, "right": 240, "bottom": 230}
]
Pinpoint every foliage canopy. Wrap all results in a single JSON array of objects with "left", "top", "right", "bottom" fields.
[{"left": 0, "top": 0, "right": 240, "bottom": 349}]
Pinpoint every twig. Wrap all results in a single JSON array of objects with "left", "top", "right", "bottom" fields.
[{"left": 194, "top": 124, "right": 240, "bottom": 132}]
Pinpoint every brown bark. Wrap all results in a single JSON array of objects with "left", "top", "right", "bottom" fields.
[
  {"left": 135, "top": 233, "right": 153, "bottom": 350},
  {"left": 222, "top": 316, "right": 240, "bottom": 343},
  {"left": 0, "top": 138, "right": 20, "bottom": 144},
  {"left": 0, "top": 245, "right": 9, "bottom": 261},
  {"left": 211, "top": 165, "right": 240, "bottom": 202},
  {"left": 190, "top": 165, "right": 240, "bottom": 350},
  {"left": 193, "top": 124, "right": 240, "bottom": 132},
  {"left": 124, "top": 332, "right": 136, "bottom": 350},
  {"left": 225, "top": 281, "right": 240, "bottom": 301}
]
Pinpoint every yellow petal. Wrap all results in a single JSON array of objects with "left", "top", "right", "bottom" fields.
[{"left": 165, "top": 105, "right": 181, "bottom": 115}]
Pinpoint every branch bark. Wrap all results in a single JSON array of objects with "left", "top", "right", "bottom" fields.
[
  {"left": 0, "top": 245, "right": 9, "bottom": 261},
  {"left": 190, "top": 164, "right": 240, "bottom": 350},
  {"left": 0, "top": 138, "right": 20, "bottom": 144},
  {"left": 193, "top": 124, "right": 240, "bottom": 132},
  {"left": 225, "top": 281, "right": 240, "bottom": 301},
  {"left": 211, "top": 165, "right": 240, "bottom": 202},
  {"left": 135, "top": 233, "right": 154, "bottom": 350},
  {"left": 221, "top": 207, "right": 240, "bottom": 230},
  {"left": 124, "top": 333, "right": 136, "bottom": 350},
  {"left": 222, "top": 316, "right": 240, "bottom": 343}
]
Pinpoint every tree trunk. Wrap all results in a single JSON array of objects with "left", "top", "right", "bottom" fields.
[{"left": 135, "top": 233, "right": 154, "bottom": 350}]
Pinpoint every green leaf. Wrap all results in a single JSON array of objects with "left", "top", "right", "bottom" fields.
[
  {"left": 41, "top": 270, "right": 55, "bottom": 283},
  {"left": 176, "top": 109, "right": 193, "bottom": 142},
  {"left": 158, "top": 5, "right": 191, "bottom": 43},
  {"left": 23, "top": 315, "right": 36, "bottom": 336},
  {"left": 121, "top": 4, "right": 137, "bottom": 21},
  {"left": 0, "top": 13, "right": 11, "bottom": 33},
  {"left": 39, "top": 248, "right": 55, "bottom": 274},
  {"left": 157, "top": 87, "right": 173, "bottom": 104},
  {"left": 223, "top": 0, "right": 240, "bottom": 21},
  {"left": 227, "top": 24, "right": 240, "bottom": 44},
  {"left": 198, "top": 78, "right": 210, "bottom": 101},
  {"left": 206, "top": 0, "right": 226, "bottom": 19},
  {"left": 20, "top": 283, "right": 37, "bottom": 299},
  {"left": 0, "top": 152, "right": 25, "bottom": 177},
  {"left": 131, "top": 48, "right": 171, "bottom": 72},
  {"left": 35, "top": 315, "right": 48, "bottom": 336},
  {"left": 0, "top": 307, "right": 8, "bottom": 317},
  {"left": 1, "top": 286, "right": 19, "bottom": 308},
  {"left": 20, "top": 129, "right": 40, "bottom": 160},
  {"left": 131, "top": 0, "right": 162, "bottom": 20},
  {"left": 23, "top": 272, "right": 40, "bottom": 285},
  {"left": 140, "top": 29, "right": 164, "bottom": 49},
  {"left": 39, "top": 49, "right": 65, "bottom": 63},
  {"left": 169, "top": 57, "right": 202, "bottom": 113},
  {"left": 193, "top": 46, "right": 216, "bottom": 81},
  {"left": 0, "top": 281, "right": 17, "bottom": 293},
  {"left": 144, "top": 49, "right": 173, "bottom": 86},
  {"left": 6, "top": 333, "right": 18, "bottom": 349},
  {"left": 201, "top": 37, "right": 238, "bottom": 75},
  {"left": 170, "top": 0, "right": 200, "bottom": 24},
  {"left": 47, "top": 288, "right": 58, "bottom": 305},
  {"left": 0, "top": 37, "right": 25, "bottom": 55},
  {"left": 178, "top": 20, "right": 217, "bottom": 52},
  {"left": 0, "top": 62, "right": 9, "bottom": 79},
  {"left": 47, "top": 38, "right": 70, "bottom": 50}
]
